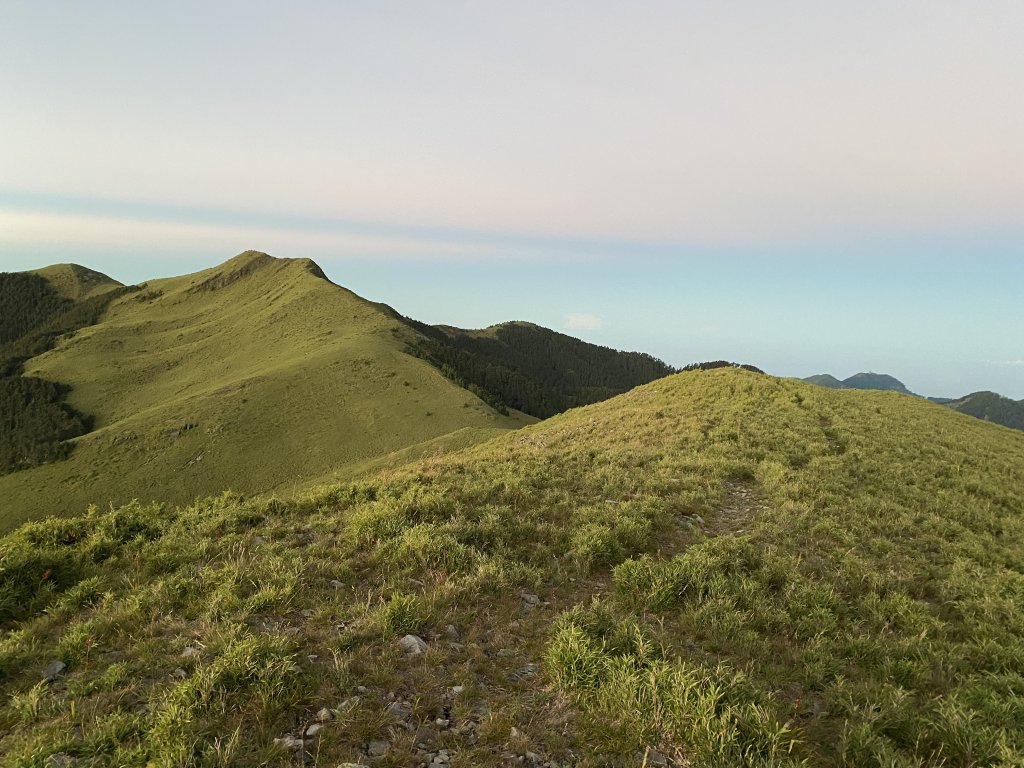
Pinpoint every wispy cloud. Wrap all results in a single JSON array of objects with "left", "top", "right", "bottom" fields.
[
  {"left": 565, "top": 313, "right": 605, "bottom": 332},
  {"left": 1000, "top": 359, "right": 1024, "bottom": 366}
]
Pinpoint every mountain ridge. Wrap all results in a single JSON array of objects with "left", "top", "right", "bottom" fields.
[
  {"left": 0, "top": 251, "right": 675, "bottom": 529},
  {"left": 1, "top": 368, "right": 1022, "bottom": 764}
]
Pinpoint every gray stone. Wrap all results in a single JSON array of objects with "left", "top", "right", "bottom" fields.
[
  {"left": 305, "top": 723, "right": 324, "bottom": 737},
  {"left": 398, "top": 634, "right": 428, "bottom": 655},
  {"left": 387, "top": 700, "right": 412, "bottom": 720},
  {"left": 329, "top": 579, "right": 345, "bottom": 589},
  {"left": 274, "top": 734, "right": 304, "bottom": 750},
  {"left": 519, "top": 592, "right": 541, "bottom": 605},
  {"left": 45, "top": 755, "right": 75, "bottom": 768},
  {"left": 368, "top": 739, "right": 391, "bottom": 757},
  {"left": 42, "top": 660, "right": 66, "bottom": 682},
  {"left": 316, "top": 706, "right": 335, "bottom": 722},
  {"left": 181, "top": 646, "right": 201, "bottom": 658}
]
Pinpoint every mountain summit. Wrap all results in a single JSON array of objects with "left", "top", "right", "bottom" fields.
[{"left": 0, "top": 252, "right": 672, "bottom": 529}]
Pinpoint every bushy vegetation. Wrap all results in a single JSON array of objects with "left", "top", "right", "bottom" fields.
[
  {"left": 680, "top": 360, "right": 764, "bottom": 373},
  {"left": 403, "top": 318, "right": 675, "bottom": 418},
  {"left": 0, "top": 274, "right": 73, "bottom": 346},
  {"left": 1, "top": 369, "right": 1022, "bottom": 765},
  {"left": 0, "top": 377, "right": 93, "bottom": 472}
]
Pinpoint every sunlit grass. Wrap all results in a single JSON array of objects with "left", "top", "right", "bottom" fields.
[{"left": 0, "top": 368, "right": 1021, "bottom": 765}]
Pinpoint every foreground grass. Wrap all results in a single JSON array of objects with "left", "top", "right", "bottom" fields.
[{"left": 1, "top": 369, "right": 1023, "bottom": 766}]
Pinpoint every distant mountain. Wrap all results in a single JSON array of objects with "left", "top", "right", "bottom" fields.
[
  {"left": 802, "top": 372, "right": 914, "bottom": 395},
  {"left": 803, "top": 374, "right": 844, "bottom": 388},
  {"left": 945, "top": 391, "right": 1024, "bottom": 431}
]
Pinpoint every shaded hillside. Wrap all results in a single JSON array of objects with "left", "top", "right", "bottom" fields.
[
  {"left": 1, "top": 369, "right": 1022, "bottom": 765},
  {"left": 945, "top": 390, "right": 1024, "bottom": 431},
  {"left": 402, "top": 318, "right": 675, "bottom": 418},
  {"left": 0, "top": 252, "right": 530, "bottom": 530},
  {"left": 0, "top": 271, "right": 129, "bottom": 473}
]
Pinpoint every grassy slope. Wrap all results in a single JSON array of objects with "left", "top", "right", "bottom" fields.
[
  {"left": 1, "top": 368, "right": 1022, "bottom": 766},
  {"left": 30, "top": 265, "right": 124, "bottom": 301},
  {"left": 0, "top": 253, "right": 529, "bottom": 530}
]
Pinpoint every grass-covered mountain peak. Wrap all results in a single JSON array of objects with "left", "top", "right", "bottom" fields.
[
  {"left": 0, "top": 252, "right": 531, "bottom": 529},
  {"left": 29, "top": 264, "right": 123, "bottom": 301}
]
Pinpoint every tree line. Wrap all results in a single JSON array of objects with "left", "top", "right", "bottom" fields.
[{"left": 403, "top": 319, "right": 676, "bottom": 419}]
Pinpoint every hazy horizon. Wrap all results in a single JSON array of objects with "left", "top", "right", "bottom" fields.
[{"left": 2, "top": 2, "right": 1022, "bottom": 398}]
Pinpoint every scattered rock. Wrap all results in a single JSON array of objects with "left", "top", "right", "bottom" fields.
[
  {"left": 305, "top": 723, "right": 324, "bottom": 737},
  {"left": 42, "top": 660, "right": 66, "bottom": 682},
  {"left": 171, "top": 667, "right": 188, "bottom": 680},
  {"left": 181, "top": 646, "right": 201, "bottom": 658},
  {"left": 398, "top": 634, "right": 428, "bottom": 655},
  {"left": 451, "top": 685, "right": 465, "bottom": 696},
  {"left": 317, "top": 707, "right": 335, "bottom": 722},
  {"left": 356, "top": 685, "right": 369, "bottom": 694},
  {"left": 519, "top": 592, "right": 541, "bottom": 606},
  {"left": 387, "top": 700, "right": 412, "bottom": 720},
  {"left": 511, "top": 663, "right": 539, "bottom": 682},
  {"left": 435, "top": 717, "right": 450, "bottom": 728},
  {"left": 329, "top": 579, "right": 345, "bottom": 589},
  {"left": 45, "top": 754, "right": 75, "bottom": 768},
  {"left": 274, "top": 734, "right": 304, "bottom": 750},
  {"left": 444, "top": 624, "right": 460, "bottom": 641},
  {"left": 367, "top": 739, "right": 391, "bottom": 757},
  {"left": 643, "top": 747, "right": 669, "bottom": 767},
  {"left": 339, "top": 696, "right": 360, "bottom": 711}
]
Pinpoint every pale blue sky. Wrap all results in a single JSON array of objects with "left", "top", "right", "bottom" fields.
[{"left": 1, "top": 2, "right": 1022, "bottom": 397}]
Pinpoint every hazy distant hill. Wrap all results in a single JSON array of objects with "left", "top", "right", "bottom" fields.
[
  {"left": 945, "top": 390, "right": 1024, "bottom": 431},
  {"left": 2, "top": 368, "right": 1022, "bottom": 764},
  {"left": 803, "top": 371, "right": 914, "bottom": 395}
]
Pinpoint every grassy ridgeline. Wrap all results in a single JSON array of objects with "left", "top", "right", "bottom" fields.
[
  {"left": 0, "top": 253, "right": 531, "bottom": 530},
  {"left": 1, "top": 369, "right": 1023, "bottom": 765}
]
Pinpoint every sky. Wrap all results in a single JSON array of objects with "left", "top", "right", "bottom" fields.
[{"left": 1, "top": 1, "right": 1022, "bottom": 398}]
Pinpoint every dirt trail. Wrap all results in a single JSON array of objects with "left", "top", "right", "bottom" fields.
[{"left": 706, "top": 480, "right": 767, "bottom": 536}]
